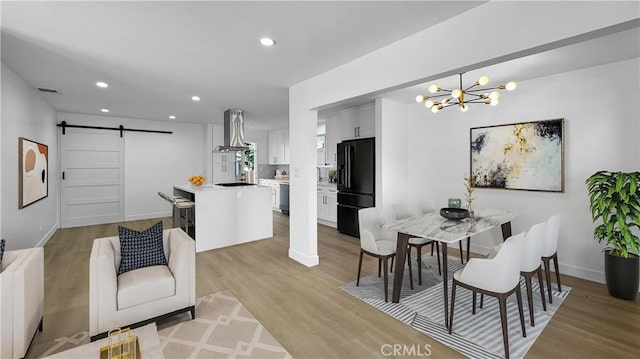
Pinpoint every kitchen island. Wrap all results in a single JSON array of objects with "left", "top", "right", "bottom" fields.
[{"left": 173, "top": 184, "right": 273, "bottom": 253}]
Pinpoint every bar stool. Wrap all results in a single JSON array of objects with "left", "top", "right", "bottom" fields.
[{"left": 157, "top": 192, "right": 194, "bottom": 233}]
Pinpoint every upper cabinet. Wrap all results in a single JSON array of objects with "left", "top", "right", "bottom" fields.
[
  {"left": 324, "top": 114, "right": 340, "bottom": 167},
  {"left": 268, "top": 129, "right": 289, "bottom": 165},
  {"left": 340, "top": 103, "right": 375, "bottom": 141}
]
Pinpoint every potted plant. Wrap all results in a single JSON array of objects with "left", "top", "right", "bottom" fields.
[{"left": 586, "top": 170, "right": 640, "bottom": 300}]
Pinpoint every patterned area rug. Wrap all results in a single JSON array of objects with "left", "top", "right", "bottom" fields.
[
  {"left": 37, "top": 290, "right": 291, "bottom": 358},
  {"left": 341, "top": 254, "right": 570, "bottom": 359}
]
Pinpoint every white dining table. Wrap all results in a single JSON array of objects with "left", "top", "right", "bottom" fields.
[{"left": 381, "top": 208, "right": 519, "bottom": 329}]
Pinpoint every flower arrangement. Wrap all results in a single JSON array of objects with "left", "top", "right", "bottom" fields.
[
  {"left": 188, "top": 175, "right": 206, "bottom": 186},
  {"left": 464, "top": 175, "right": 475, "bottom": 210}
]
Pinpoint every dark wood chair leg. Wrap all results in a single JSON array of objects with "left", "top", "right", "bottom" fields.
[
  {"left": 383, "top": 257, "right": 389, "bottom": 302},
  {"left": 417, "top": 244, "right": 423, "bottom": 286},
  {"left": 498, "top": 296, "right": 510, "bottom": 359},
  {"left": 431, "top": 241, "right": 435, "bottom": 256},
  {"left": 390, "top": 255, "right": 394, "bottom": 273},
  {"left": 459, "top": 241, "right": 464, "bottom": 264},
  {"left": 38, "top": 317, "right": 44, "bottom": 332},
  {"left": 553, "top": 253, "right": 562, "bottom": 292},
  {"left": 435, "top": 242, "right": 441, "bottom": 275},
  {"left": 543, "top": 257, "right": 553, "bottom": 303},
  {"left": 378, "top": 258, "right": 382, "bottom": 277},
  {"left": 537, "top": 267, "right": 547, "bottom": 311},
  {"left": 524, "top": 274, "right": 535, "bottom": 326},
  {"left": 357, "top": 250, "right": 364, "bottom": 286},
  {"left": 449, "top": 280, "right": 457, "bottom": 334},
  {"left": 407, "top": 251, "right": 413, "bottom": 290},
  {"left": 515, "top": 285, "right": 527, "bottom": 338},
  {"left": 190, "top": 306, "right": 196, "bottom": 320},
  {"left": 472, "top": 291, "right": 477, "bottom": 314},
  {"left": 466, "top": 236, "right": 471, "bottom": 262}
]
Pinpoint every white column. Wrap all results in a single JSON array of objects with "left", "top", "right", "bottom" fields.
[{"left": 288, "top": 88, "right": 319, "bottom": 267}]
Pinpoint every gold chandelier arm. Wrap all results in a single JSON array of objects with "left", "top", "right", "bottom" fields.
[{"left": 465, "top": 86, "right": 504, "bottom": 93}]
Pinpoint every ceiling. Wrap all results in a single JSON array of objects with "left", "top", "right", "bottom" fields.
[
  {"left": 1, "top": 1, "right": 483, "bottom": 130},
  {"left": 382, "top": 26, "right": 640, "bottom": 105}
]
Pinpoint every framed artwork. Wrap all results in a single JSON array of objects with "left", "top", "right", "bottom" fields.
[
  {"left": 18, "top": 137, "right": 48, "bottom": 208},
  {"left": 470, "top": 118, "right": 564, "bottom": 192}
]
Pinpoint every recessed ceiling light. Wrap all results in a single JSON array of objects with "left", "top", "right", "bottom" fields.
[
  {"left": 169, "top": 115, "right": 176, "bottom": 119},
  {"left": 260, "top": 37, "right": 276, "bottom": 46},
  {"left": 100, "top": 108, "right": 109, "bottom": 113},
  {"left": 192, "top": 96, "right": 200, "bottom": 101},
  {"left": 96, "top": 81, "right": 108, "bottom": 88}
]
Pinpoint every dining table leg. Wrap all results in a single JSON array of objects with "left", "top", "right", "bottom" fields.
[
  {"left": 391, "top": 232, "right": 410, "bottom": 303},
  {"left": 442, "top": 243, "right": 449, "bottom": 329}
]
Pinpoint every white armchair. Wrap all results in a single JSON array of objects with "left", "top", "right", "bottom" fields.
[
  {"left": 0, "top": 247, "right": 44, "bottom": 359},
  {"left": 89, "top": 228, "right": 195, "bottom": 341}
]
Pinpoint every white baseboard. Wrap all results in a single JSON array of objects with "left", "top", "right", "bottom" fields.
[
  {"left": 317, "top": 218, "right": 336, "bottom": 228},
  {"left": 36, "top": 223, "right": 59, "bottom": 247},
  {"left": 125, "top": 211, "right": 172, "bottom": 222},
  {"left": 289, "top": 248, "right": 319, "bottom": 267}
]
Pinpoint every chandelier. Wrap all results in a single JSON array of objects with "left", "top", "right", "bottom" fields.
[{"left": 415, "top": 73, "right": 517, "bottom": 113}]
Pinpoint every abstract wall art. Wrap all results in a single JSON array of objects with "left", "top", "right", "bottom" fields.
[
  {"left": 19, "top": 137, "right": 48, "bottom": 208},
  {"left": 470, "top": 119, "right": 564, "bottom": 192}
]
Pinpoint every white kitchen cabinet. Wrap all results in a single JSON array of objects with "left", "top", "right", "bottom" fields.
[
  {"left": 259, "top": 179, "right": 281, "bottom": 210},
  {"left": 210, "top": 124, "right": 237, "bottom": 184},
  {"left": 340, "top": 103, "right": 375, "bottom": 141},
  {"left": 317, "top": 186, "right": 337, "bottom": 222},
  {"left": 324, "top": 114, "right": 340, "bottom": 166},
  {"left": 268, "top": 129, "right": 290, "bottom": 164}
]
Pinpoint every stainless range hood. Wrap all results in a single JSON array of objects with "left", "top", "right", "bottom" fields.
[{"left": 213, "top": 109, "right": 248, "bottom": 152}]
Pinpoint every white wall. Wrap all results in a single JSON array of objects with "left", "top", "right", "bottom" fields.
[
  {"left": 289, "top": 1, "right": 638, "bottom": 267},
  {"left": 1, "top": 63, "right": 58, "bottom": 250},
  {"left": 57, "top": 112, "right": 206, "bottom": 221},
  {"left": 376, "top": 98, "right": 410, "bottom": 220},
  {"left": 406, "top": 58, "right": 640, "bottom": 283}
]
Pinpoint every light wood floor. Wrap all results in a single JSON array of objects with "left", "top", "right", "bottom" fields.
[{"left": 30, "top": 213, "right": 639, "bottom": 358}]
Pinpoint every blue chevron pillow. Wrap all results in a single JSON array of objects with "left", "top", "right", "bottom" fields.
[{"left": 118, "top": 221, "right": 167, "bottom": 275}]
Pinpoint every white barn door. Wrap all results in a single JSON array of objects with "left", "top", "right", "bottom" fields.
[{"left": 60, "top": 128, "right": 124, "bottom": 228}]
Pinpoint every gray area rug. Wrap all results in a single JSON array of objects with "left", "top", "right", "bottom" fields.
[
  {"left": 341, "top": 254, "right": 570, "bottom": 359},
  {"left": 35, "top": 290, "right": 291, "bottom": 358}
]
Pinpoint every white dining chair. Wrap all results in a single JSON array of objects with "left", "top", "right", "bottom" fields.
[
  {"left": 391, "top": 203, "right": 441, "bottom": 288},
  {"left": 357, "top": 207, "right": 407, "bottom": 302},
  {"left": 449, "top": 232, "right": 527, "bottom": 359},
  {"left": 520, "top": 222, "right": 547, "bottom": 326},
  {"left": 542, "top": 214, "right": 562, "bottom": 303}
]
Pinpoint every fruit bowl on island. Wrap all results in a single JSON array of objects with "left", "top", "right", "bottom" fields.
[{"left": 188, "top": 175, "right": 206, "bottom": 187}]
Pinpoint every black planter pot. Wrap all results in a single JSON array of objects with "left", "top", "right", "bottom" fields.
[{"left": 604, "top": 250, "right": 639, "bottom": 300}]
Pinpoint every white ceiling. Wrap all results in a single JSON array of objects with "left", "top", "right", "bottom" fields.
[
  {"left": 0, "top": 1, "right": 484, "bottom": 130},
  {"left": 382, "top": 26, "right": 640, "bottom": 105}
]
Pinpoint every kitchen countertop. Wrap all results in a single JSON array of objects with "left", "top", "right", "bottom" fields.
[
  {"left": 258, "top": 178, "right": 290, "bottom": 184},
  {"left": 174, "top": 183, "right": 260, "bottom": 193},
  {"left": 317, "top": 182, "right": 337, "bottom": 188}
]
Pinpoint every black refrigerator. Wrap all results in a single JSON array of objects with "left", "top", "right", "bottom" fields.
[{"left": 337, "top": 137, "right": 375, "bottom": 237}]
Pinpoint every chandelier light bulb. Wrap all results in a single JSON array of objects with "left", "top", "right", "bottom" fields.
[
  {"left": 506, "top": 81, "right": 517, "bottom": 91},
  {"left": 428, "top": 84, "right": 439, "bottom": 93},
  {"left": 416, "top": 95, "right": 425, "bottom": 103},
  {"left": 490, "top": 99, "right": 499, "bottom": 106},
  {"left": 442, "top": 98, "right": 450, "bottom": 105},
  {"left": 452, "top": 89, "right": 462, "bottom": 98},
  {"left": 460, "top": 104, "right": 469, "bottom": 112},
  {"left": 431, "top": 105, "right": 440, "bottom": 113},
  {"left": 478, "top": 75, "right": 490, "bottom": 86},
  {"left": 489, "top": 91, "right": 500, "bottom": 100},
  {"left": 425, "top": 99, "right": 434, "bottom": 108}
]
